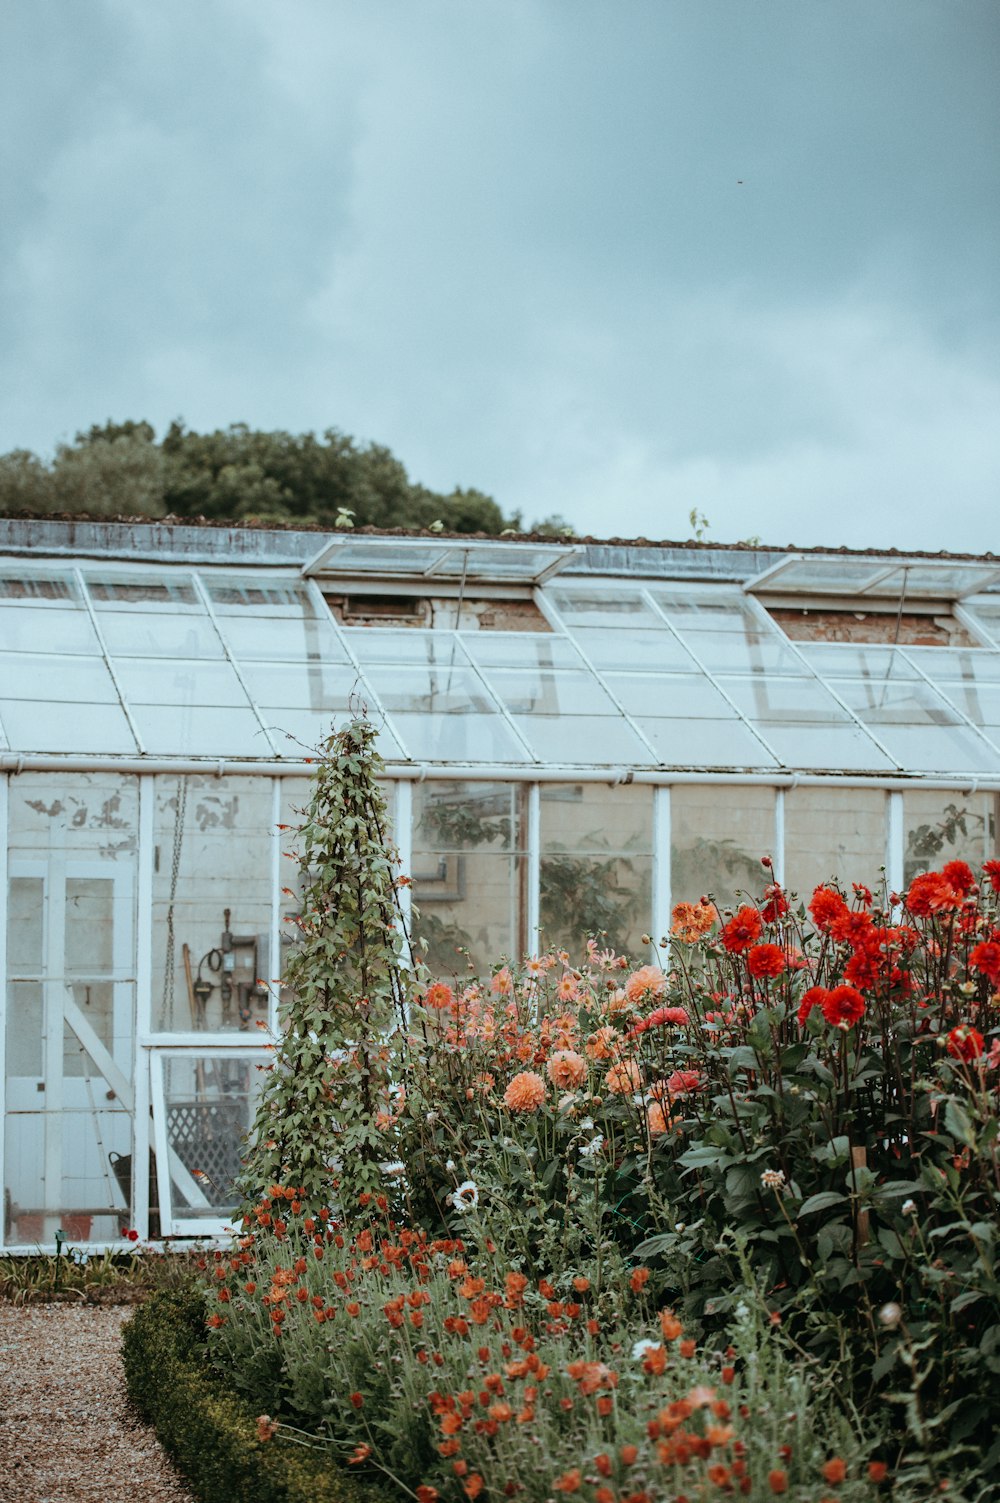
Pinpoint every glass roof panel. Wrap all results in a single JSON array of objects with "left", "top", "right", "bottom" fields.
[
  {"left": 304, "top": 537, "right": 577, "bottom": 581},
  {"left": 648, "top": 585, "right": 755, "bottom": 627},
  {"left": 547, "top": 587, "right": 666, "bottom": 631},
  {"left": 826, "top": 675, "right": 968, "bottom": 725},
  {"left": 130, "top": 705, "right": 272, "bottom": 757},
  {"left": 903, "top": 646, "right": 1000, "bottom": 683},
  {"left": 362, "top": 664, "right": 500, "bottom": 717},
  {"left": 83, "top": 571, "right": 199, "bottom": 606},
  {"left": 0, "top": 603, "right": 102, "bottom": 655},
  {"left": 567, "top": 626, "right": 695, "bottom": 673},
  {"left": 718, "top": 674, "right": 866, "bottom": 725},
  {"left": 744, "top": 557, "right": 894, "bottom": 594},
  {"left": 603, "top": 671, "right": 735, "bottom": 719},
  {"left": 671, "top": 630, "right": 806, "bottom": 676},
  {"left": 862, "top": 564, "right": 1000, "bottom": 599},
  {"left": 870, "top": 723, "right": 1000, "bottom": 774},
  {"left": 387, "top": 711, "right": 530, "bottom": 764},
  {"left": 935, "top": 682, "right": 1000, "bottom": 728},
  {"left": 511, "top": 715, "right": 653, "bottom": 764},
  {"left": 343, "top": 628, "right": 470, "bottom": 666},
  {"left": 221, "top": 612, "right": 351, "bottom": 663},
  {"left": 460, "top": 633, "right": 583, "bottom": 670},
  {"left": 202, "top": 576, "right": 317, "bottom": 614},
  {"left": 114, "top": 658, "right": 252, "bottom": 708},
  {"left": 0, "top": 698, "right": 137, "bottom": 754},
  {"left": 800, "top": 643, "right": 922, "bottom": 679},
  {"left": 632, "top": 717, "right": 778, "bottom": 768},
  {"left": 97, "top": 609, "right": 225, "bottom": 660},
  {"left": 963, "top": 601, "right": 1000, "bottom": 644},
  {"left": 753, "top": 723, "right": 895, "bottom": 772},
  {"left": 238, "top": 660, "right": 359, "bottom": 709},
  {"left": 485, "top": 668, "right": 621, "bottom": 717},
  {"left": 0, "top": 651, "right": 120, "bottom": 703},
  {"left": 0, "top": 569, "right": 78, "bottom": 601}
]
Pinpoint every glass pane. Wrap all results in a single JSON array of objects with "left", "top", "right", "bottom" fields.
[
  {"left": 344, "top": 629, "right": 467, "bottom": 666},
  {"left": 0, "top": 698, "right": 138, "bottom": 755},
  {"left": 903, "top": 790, "right": 998, "bottom": 885},
  {"left": 671, "top": 786, "right": 775, "bottom": 911},
  {"left": 670, "top": 629, "right": 805, "bottom": 676},
  {"left": 238, "top": 659, "right": 357, "bottom": 710},
  {"left": 904, "top": 647, "right": 1000, "bottom": 684},
  {"left": 539, "top": 784, "right": 653, "bottom": 958},
  {"left": 634, "top": 717, "right": 778, "bottom": 768},
  {"left": 386, "top": 711, "right": 530, "bottom": 764},
  {"left": 5, "top": 773, "right": 137, "bottom": 1245},
  {"left": 412, "top": 782, "right": 526, "bottom": 975},
  {"left": 114, "top": 658, "right": 251, "bottom": 707},
  {"left": 964, "top": 600, "right": 1000, "bottom": 645},
  {"left": 202, "top": 576, "right": 316, "bottom": 613},
  {"left": 753, "top": 722, "right": 895, "bottom": 772},
  {"left": 567, "top": 627, "right": 694, "bottom": 672},
  {"left": 0, "top": 603, "right": 102, "bottom": 655},
  {"left": 548, "top": 587, "right": 666, "bottom": 631},
  {"left": 83, "top": 571, "right": 198, "bottom": 605},
  {"left": 485, "top": 668, "right": 620, "bottom": 717},
  {"left": 783, "top": 787, "right": 887, "bottom": 896},
  {"left": 98, "top": 609, "right": 224, "bottom": 660},
  {"left": 158, "top": 1055, "right": 261, "bottom": 1224},
  {"left": 221, "top": 613, "right": 351, "bottom": 663},
  {"left": 131, "top": 705, "right": 271, "bottom": 758},
  {"left": 461, "top": 634, "right": 582, "bottom": 670},
  {"left": 0, "top": 652, "right": 120, "bottom": 702},
  {"left": 511, "top": 715, "right": 653, "bottom": 765},
  {"left": 152, "top": 776, "right": 275, "bottom": 1033},
  {"left": 605, "top": 671, "right": 734, "bottom": 719}
]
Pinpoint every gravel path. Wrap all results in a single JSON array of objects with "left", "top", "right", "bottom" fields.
[{"left": 0, "top": 1303, "right": 194, "bottom": 1503}]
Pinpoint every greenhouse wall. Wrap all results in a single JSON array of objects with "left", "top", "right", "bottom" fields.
[{"left": 2, "top": 520, "right": 1000, "bottom": 1247}]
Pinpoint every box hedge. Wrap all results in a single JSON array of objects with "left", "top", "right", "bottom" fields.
[{"left": 122, "top": 1288, "right": 398, "bottom": 1503}]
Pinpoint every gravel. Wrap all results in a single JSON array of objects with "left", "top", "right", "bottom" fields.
[{"left": 0, "top": 1303, "right": 194, "bottom": 1503}]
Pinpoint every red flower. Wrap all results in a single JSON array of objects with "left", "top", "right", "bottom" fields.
[
  {"left": 942, "top": 859, "right": 976, "bottom": 895},
  {"left": 761, "top": 884, "right": 788, "bottom": 923},
  {"left": 822, "top": 1458, "right": 847, "bottom": 1484},
  {"left": 768, "top": 1470, "right": 788, "bottom": 1495},
  {"left": 821, "top": 985, "right": 866, "bottom": 1030},
  {"left": 829, "top": 910, "right": 874, "bottom": 949},
  {"left": 843, "top": 948, "right": 881, "bottom": 991},
  {"left": 721, "top": 906, "right": 763, "bottom": 953},
  {"left": 983, "top": 860, "right": 1000, "bottom": 894},
  {"left": 808, "top": 885, "right": 848, "bottom": 933},
  {"left": 662, "top": 1068, "right": 703, "bottom": 1098},
  {"left": 906, "top": 871, "right": 962, "bottom": 916},
  {"left": 947, "top": 1025, "right": 985, "bottom": 1061},
  {"left": 969, "top": 941, "right": 1000, "bottom": 985},
  {"left": 627, "top": 1005, "right": 689, "bottom": 1038},
  {"left": 797, "top": 987, "right": 828, "bottom": 1026},
  {"left": 746, "top": 944, "right": 786, "bottom": 979}
]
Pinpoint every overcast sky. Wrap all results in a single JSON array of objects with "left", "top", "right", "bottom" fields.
[{"left": 2, "top": 1, "right": 998, "bottom": 551}]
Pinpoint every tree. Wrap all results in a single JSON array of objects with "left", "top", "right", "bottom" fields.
[{"left": 239, "top": 719, "right": 413, "bottom": 1219}]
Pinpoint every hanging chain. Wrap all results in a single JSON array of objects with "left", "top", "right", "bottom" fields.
[{"left": 161, "top": 776, "right": 188, "bottom": 1028}]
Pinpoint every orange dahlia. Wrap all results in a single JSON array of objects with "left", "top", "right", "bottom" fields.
[
  {"left": 503, "top": 1071, "right": 547, "bottom": 1111},
  {"left": 546, "top": 1049, "right": 587, "bottom": 1090}
]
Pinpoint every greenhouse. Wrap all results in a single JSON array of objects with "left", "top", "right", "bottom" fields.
[{"left": 2, "top": 515, "right": 1000, "bottom": 1250}]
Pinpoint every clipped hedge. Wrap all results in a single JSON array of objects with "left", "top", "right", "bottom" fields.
[{"left": 122, "top": 1288, "right": 397, "bottom": 1503}]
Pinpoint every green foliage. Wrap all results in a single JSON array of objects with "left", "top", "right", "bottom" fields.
[
  {"left": 240, "top": 719, "right": 411, "bottom": 1217},
  {"left": 0, "top": 418, "right": 516, "bottom": 533},
  {"left": 0, "top": 1246, "right": 199, "bottom": 1303},
  {"left": 123, "top": 1289, "right": 393, "bottom": 1503}
]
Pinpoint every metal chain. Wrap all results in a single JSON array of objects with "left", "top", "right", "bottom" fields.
[{"left": 161, "top": 776, "right": 187, "bottom": 1028}]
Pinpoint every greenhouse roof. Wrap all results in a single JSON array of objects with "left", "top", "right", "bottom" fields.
[{"left": 3, "top": 518, "right": 1000, "bottom": 781}]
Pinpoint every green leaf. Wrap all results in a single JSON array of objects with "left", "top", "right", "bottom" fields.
[{"left": 798, "top": 1190, "right": 848, "bottom": 1216}]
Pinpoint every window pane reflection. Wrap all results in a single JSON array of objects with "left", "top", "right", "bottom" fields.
[{"left": 539, "top": 784, "right": 652, "bottom": 959}]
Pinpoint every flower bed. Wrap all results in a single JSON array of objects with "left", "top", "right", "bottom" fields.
[{"left": 122, "top": 1287, "right": 396, "bottom": 1503}]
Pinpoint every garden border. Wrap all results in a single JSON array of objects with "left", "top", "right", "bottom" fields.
[{"left": 122, "top": 1288, "right": 399, "bottom": 1503}]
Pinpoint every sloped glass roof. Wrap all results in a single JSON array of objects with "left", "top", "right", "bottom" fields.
[{"left": 1, "top": 555, "right": 1000, "bottom": 776}]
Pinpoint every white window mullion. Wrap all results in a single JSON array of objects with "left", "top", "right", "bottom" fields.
[
  {"left": 527, "top": 783, "right": 540, "bottom": 955},
  {"left": 774, "top": 786, "right": 786, "bottom": 887},
  {"left": 133, "top": 774, "right": 154, "bottom": 1241},
  {"left": 0, "top": 774, "right": 8, "bottom": 1249},
  {"left": 652, "top": 784, "right": 672, "bottom": 962}
]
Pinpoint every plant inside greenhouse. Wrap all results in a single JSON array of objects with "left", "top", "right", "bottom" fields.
[{"left": 120, "top": 714, "right": 1000, "bottom": 1502}]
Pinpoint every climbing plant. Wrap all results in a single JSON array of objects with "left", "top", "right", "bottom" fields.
[{"left": 239, "top": 718, "right": 412, "bottom": 1219}]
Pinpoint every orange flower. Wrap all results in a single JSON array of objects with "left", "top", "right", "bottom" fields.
[
  {"left": 503, "top": 1071, "right": 546, "bottom": 1111},
  {"left": 586, "top": 1026, "right": 617, "bottom": 1061},
  {"left": 768, "top": 1469, "right": 788, "bottom": 1494},
  {"left": 256, "top": 1414, "right": 278, "bottom": 1442},
  {"left": 553, "top": 1471, "right": 582, "bottom": 1493},
  {"left": 646, "top": 1101, "right": 671, "bottom": 1137},
  {"left": 642, "top": 1344, "right": 667, "bottom": 1375},
  {"left": 630, "top": 1266, "right": 650, "bottom": 1293},
  {"left": 348, "top": 1443, "right": 372, "bottom": 1464},
  {"left": 416, "top": 1488, "right": 440, "bottom": 1503},
  {"left": 606, "top": 1059, "right": 643, "bottom": 1095},
  {"left": 546, "top": 1049, "right": 587, "bottom": 1090},
  {"left": 671, "top": 901, "right": 715, "bottom": 942},
  {"left": 822, "top": 1459, "right": 847, "bottom": 1484},
  {"left": 463, "top": 1475, "right": 484, "bottom": 1499},
  {"left": 625, "top": 965, "right": 667, "bottom": 1005},
  {"left": 868, "top": 1462, "right": 888, "bottom": 1483},
  {"left": 620, "top": 1444, "right": 638, "bottom": 1466},
  {"left": 721, "top": 906, "right": 763, "bottom": 953}
]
